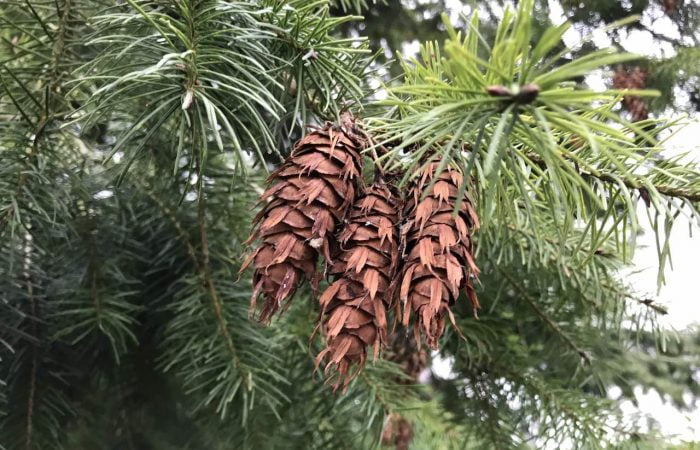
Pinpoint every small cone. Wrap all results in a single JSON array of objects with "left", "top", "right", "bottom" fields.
[
  {"left": 381, "top": 414, "right": 413, "bottom": 450},
  {"left": 241, "top": 118, "right": 364, "bottom": 323},
  {"left": 399, "top": 160, "right": 480, "bottom": 349},
  {"left": 315, "top": 181, "right": 401, "bottom": 388},
  {"left": 613, "top": 67, "right": 649, "bottom": 122},
  {"left": 381, "top": 332, "right": 429, "bottom": 450},
  {"left": 662, "top": 0, "right": 681, "bottom": 15},
  {"left": 385, "top": 332, "right": 429, "bottom": 383}
]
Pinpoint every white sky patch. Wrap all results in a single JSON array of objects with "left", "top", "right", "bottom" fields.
[
  {"left": 584, "top": 70, "right": 608, "bottom": 91},
  {"left": 368, "top": 75, "right": 388, "bottom": 100},
  {"left": 94, "top": 189, "right": 113, "bottom": 200},
  {"left": 617, "top": 386, "right": 700, "bottom": 443},
  {"left": 444, "top": 0, "right": 471, "bottom": 23},
  {"left": 431, "top": 352, "right": 457, "bottom": 379},
  {"left": 548, "top": 0, "right": 581, "bottom": 47},
  {"left": 627, "top": 120, "right": 700, "bottom": 331},
  {"left": 401, "top": 39, "right": 421, "bottom": 59},
  {"left": 618, "top": 27, "right": 676, "bottom": 58},
  {"left": 591, "top": 27, "right": 613, "bottom": 48}
]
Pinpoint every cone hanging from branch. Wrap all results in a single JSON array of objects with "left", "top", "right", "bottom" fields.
[
  {"left": 315, "top": 181, "right": 401, "bottom": 389},
  {"left": 399, "top": 160, "right": 480, "bottom": 349},
  {"left": 241, "top": 117, "right": 364, "bottom": 323},
  {"left": 381, "top": 332, "right": 429, "bottom": 450},
  {"left": 613, "top": 67, "right": 649, "bottom": 122}
]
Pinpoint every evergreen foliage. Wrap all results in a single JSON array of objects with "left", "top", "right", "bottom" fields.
[
  {"left": 1, "top": 0, "right": 698, "bottom": 449},
  {"left": 345, "top": 0, "right": 700, "bottom": 114}
]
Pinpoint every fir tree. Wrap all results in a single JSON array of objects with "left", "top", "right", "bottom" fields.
[{"left": 1, "top": 1, "right": 699, "bottom": 449}]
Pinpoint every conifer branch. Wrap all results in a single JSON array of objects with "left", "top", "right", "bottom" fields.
[
  {"left": 197, "top": 194, "right": 247, "bottom": 380},
  {"left": 496, "top": 223, "right": 667, "bottom": 319},
  {"left": 23, "top": 245, "right": 37, "bottom": 450},
  {"left": 84, "top": 211, "right": 109, "bottom": 338},
  {"left": 496, "top": 265, "right": 592, "bottom": 364},
  {"left": 141, "top": 182, "right": 247, "bottom": 378},
  {"left": 524, "top": 150, "right": 700, "bottom": 203},
  {"left": 139, "top": 184, "right": 199, "bottom": 266},
  {"left": 0, "top": 0, "right": 73, "bottom": 235}
]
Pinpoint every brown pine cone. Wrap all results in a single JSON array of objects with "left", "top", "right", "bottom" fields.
[
  {"left": 241, "top": 120, "right": 364, "bottom": 323},
  {"left": 399, "top": 160, "right": 480, "bottom": 349},
  {"left": 315, "top": 181, "right": 401, "bottom": 388}
]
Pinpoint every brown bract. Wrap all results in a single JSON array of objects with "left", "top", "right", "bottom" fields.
[
  {"left": 241, "top": 122, "right": 363, "bottom": 323},
  {"left": 399, "top": 161, "right": 480, "bottom": 349},
  {"left": 315, "top": 182, "right": 401, "bottom": 389}
]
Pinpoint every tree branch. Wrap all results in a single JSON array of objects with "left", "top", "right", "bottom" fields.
[
  {"left": 197, "top": 194, "right": 247, "bottom": 381},
  {"left": 502, "top": 223, "right": 668, "bottom": 315},
  {"left": 524, "top": 150, "right": 700, "bottom": 203},
  {"left": 636, "top": 22, "right": 689, "bottom": 49},
  {"left": 24, "top": 256, "right": 37, "bottom": 450},
  {"left": 495, "top": 265, "right": 592, "bottom": 364},
  {"left": 0, "top": 0, "right": 72, "bottom": 235},
  {"left": 141, "top": 181, "right": 250, "bottom": 386}
]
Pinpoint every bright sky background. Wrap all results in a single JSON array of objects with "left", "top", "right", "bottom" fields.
[
  {"left": 425, "top": 0, "right": 700, "bottom": 443},
  {"left": 548, "top": 1, "right": 700, "bottom": 442},
  {"left": 621, "top": 125, "right": 700, "bottom": 443}
]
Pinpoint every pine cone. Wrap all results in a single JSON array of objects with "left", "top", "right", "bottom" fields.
[
  {"left": 380, "top": 333, "right": 429, "bottom": 450},
  {"left": 381, "top": 413, "right": 413, "bottom": 450},
  {"left": 399, "top": 161, "right": 480, "bottom": 349},
  {"left": 242, "top": 121, "right": 364, "bottom": 323},
  {"left": 613, "top": 67, "right": 649, "bottom": 122},
  {"left": 662, "top": 0, "right": 681, "bottom": 16},
  {"left": 386, "top": 332, "right": 429, "bottom": 383},
  {"left": 315, "top": 181, "right": 401, "bottom": 388}
]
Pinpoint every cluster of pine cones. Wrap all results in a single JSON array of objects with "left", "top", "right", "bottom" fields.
[{"left": 241, "top": 115, "right": 480, "bottom": 389}]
